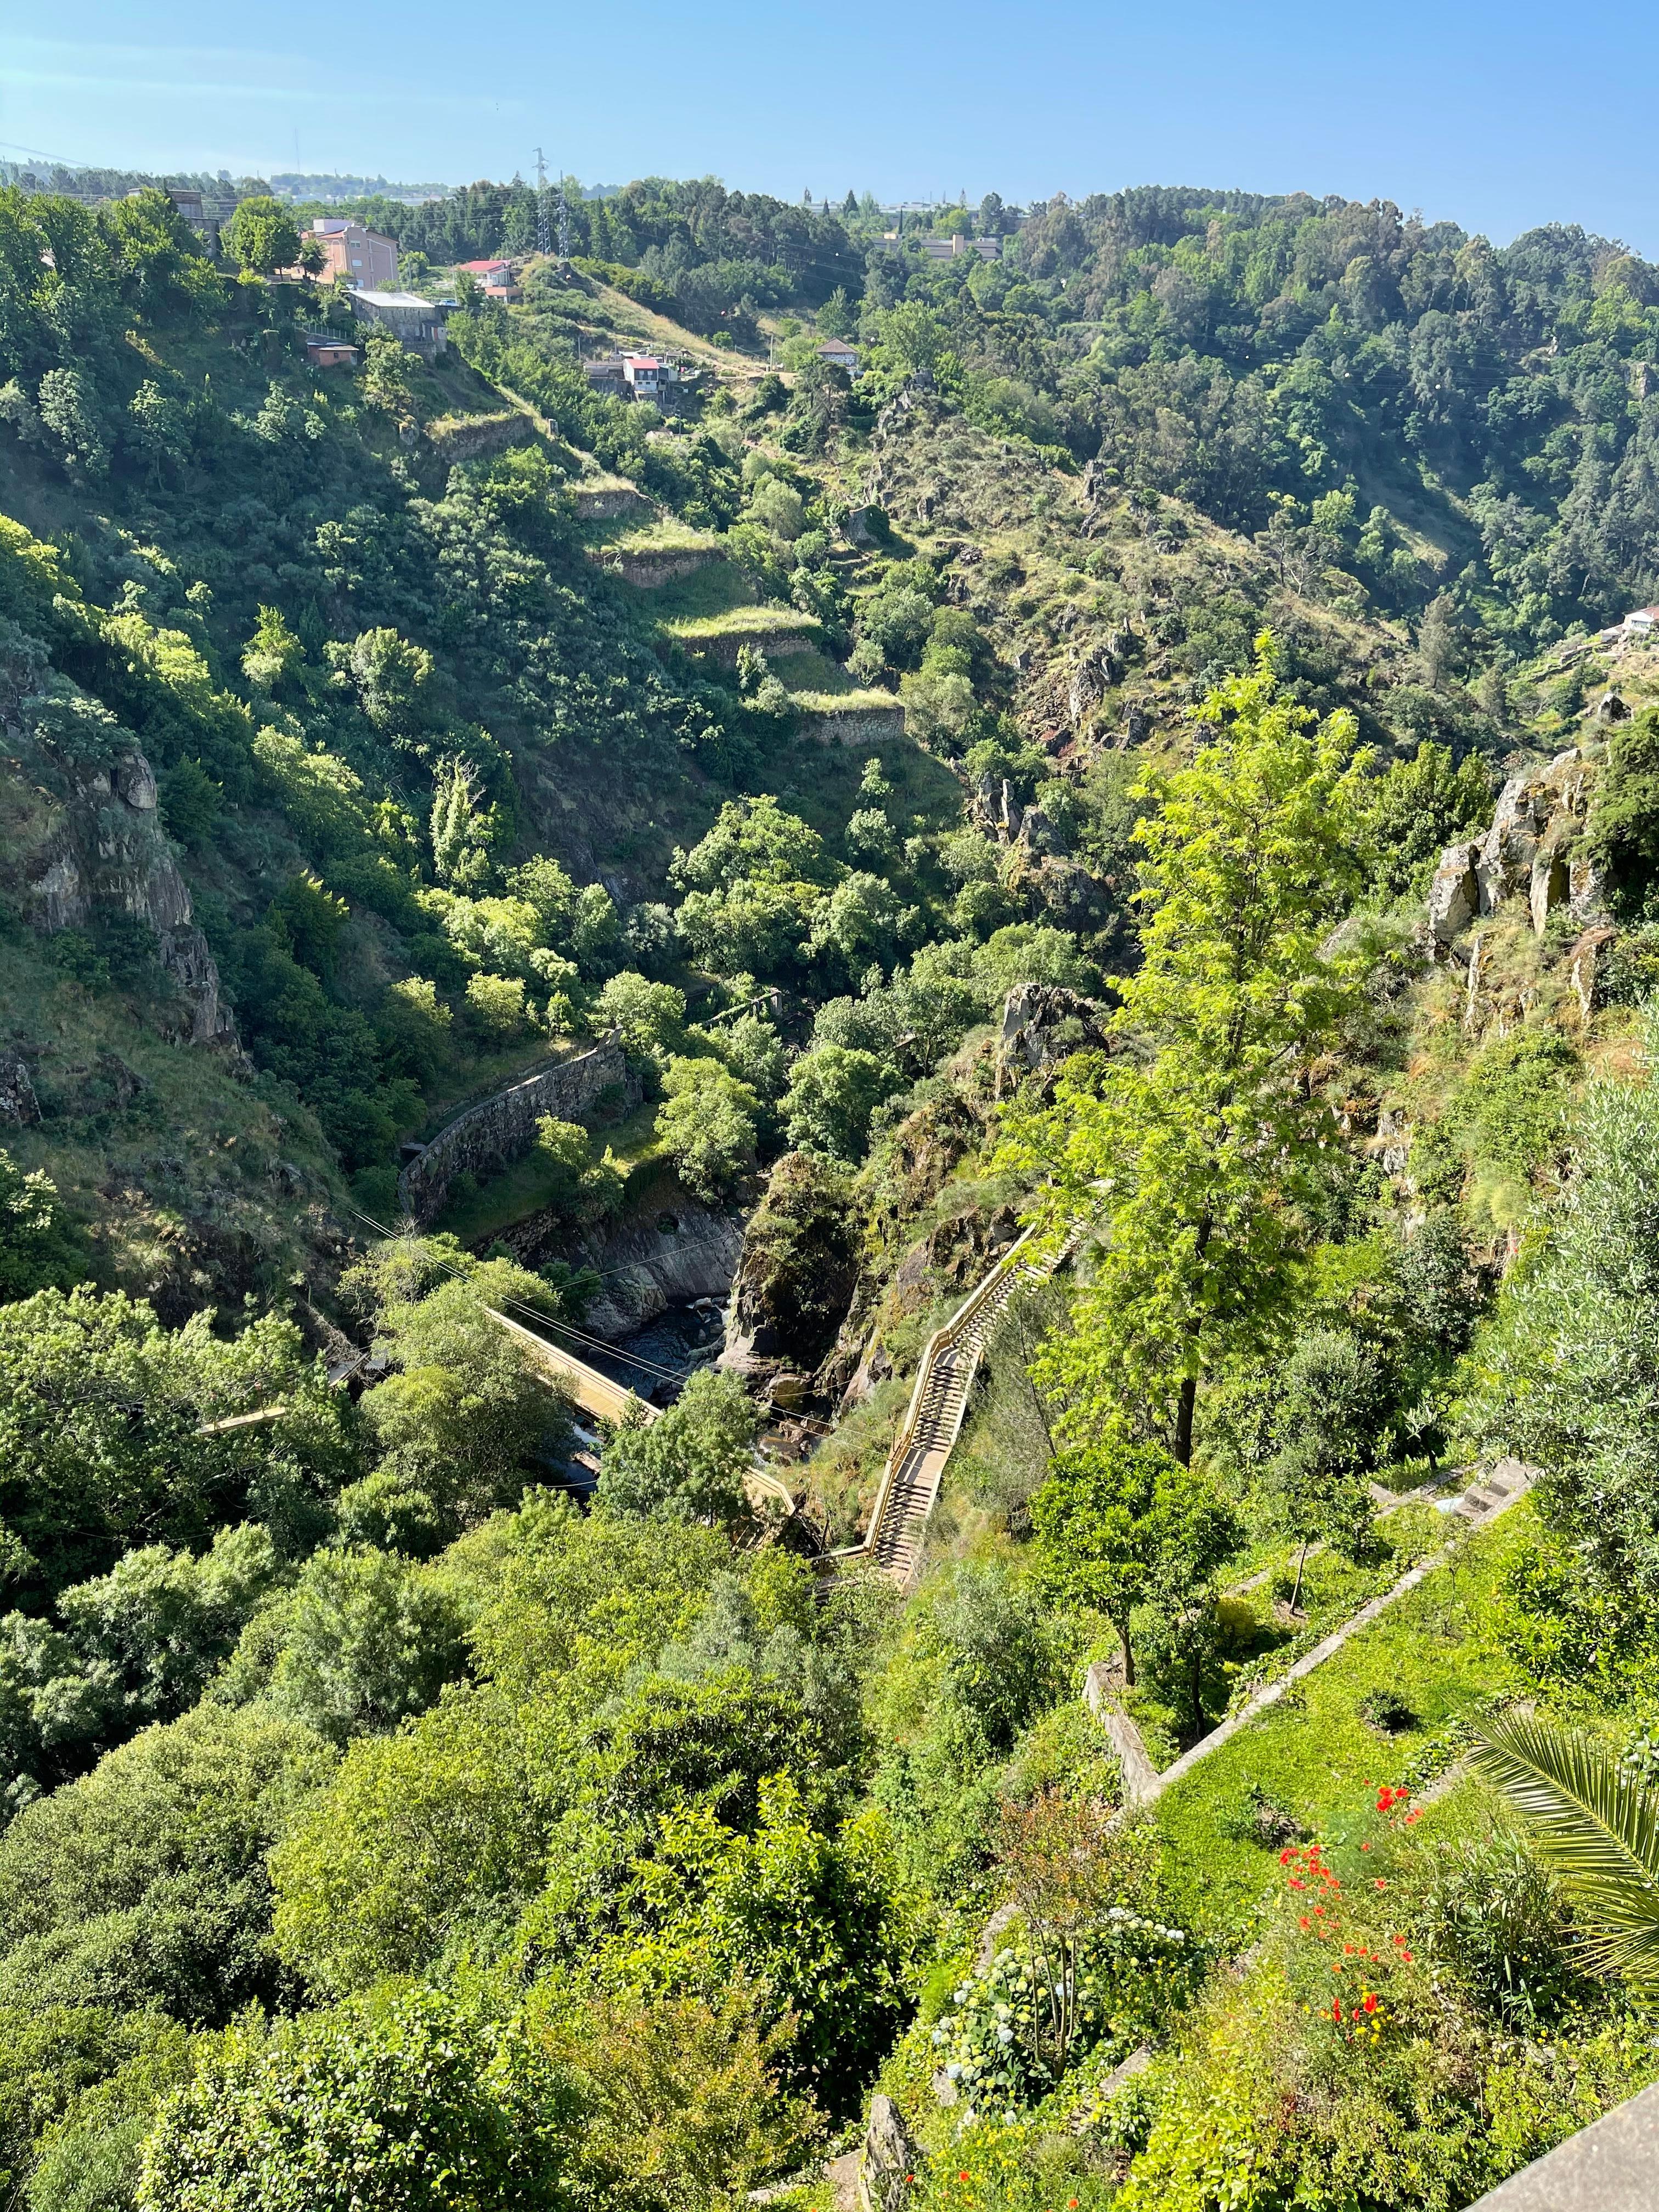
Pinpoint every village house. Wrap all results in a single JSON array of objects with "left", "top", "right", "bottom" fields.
[
  {"left": 307, "top": 218, "right": 399, "bottom": 289},
  {"left": 816, "top": 337, "right": 859, "bottom": 373},
  {"left": 583, "top": 353, "right": 687, "bottom": 403},
  {"left": 346, "top": 289, "right": 448, "bottom": 358},
  {"left": 305, "top": 335, "right": 360, "bottom": 369},
  {"left": 456, "top": 258, "right": 522, "bottom": 301}
]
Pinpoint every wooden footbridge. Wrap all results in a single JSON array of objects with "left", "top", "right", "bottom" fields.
[{"left": 827, "top": 1218, "right": 1082, "bottom": 1589}]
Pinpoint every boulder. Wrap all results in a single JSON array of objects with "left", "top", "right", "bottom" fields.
[
  {"left": 1427, "top": 840, "right": 1483, "bottom": 946},
  {"left": 857, "top": 2096, "right": 917, "bottom": 2212}
]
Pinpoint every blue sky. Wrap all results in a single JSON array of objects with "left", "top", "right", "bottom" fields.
[{"left": 5, "top": 1, "right": 1659, "bottom": 252}]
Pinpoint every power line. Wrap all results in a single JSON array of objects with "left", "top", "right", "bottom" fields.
[{"left": 347, "top": 1207, "right": 695, "bottom": 1388}]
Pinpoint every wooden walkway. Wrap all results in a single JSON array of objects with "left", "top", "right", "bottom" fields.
[{"left": 829, "top": 1221, "right": 1081, "bottom": 1588}]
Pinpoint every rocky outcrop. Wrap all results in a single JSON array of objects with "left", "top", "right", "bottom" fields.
[
  {"left": 1427, "top": 749, "right": 1606, "bottom": 948},
  {"left": 397, "top": 1037, "right": 633, "bottom": 1224},
  {"left": 19, "top": 715, "right": 238, "bottom": 1052},
  {"left": 857, "top": 2097, "right": 917, "bottom": 2212},
  {"left": 996, "top": 983, "right": 1109, "bottom": 1094},
  {"left": 720, "top": 1152, "right": 861, "bottom": 1394},
  {"left": 0, "top": 1051, "right": 39, "bottom": 1125},
  {"left": 495, "top": 1188, "right": 744, "bottom": 1341}
]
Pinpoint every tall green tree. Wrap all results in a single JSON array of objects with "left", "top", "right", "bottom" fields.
[
  {"left": 1031, "top": 1437, "right": 1239, "bottom": 1686},
  {"left": 221, "top": 196, "right": 301, "bottom": 279},
  {"left": 1000, "top": 637, "right": 1372, "bottom": 1459}
]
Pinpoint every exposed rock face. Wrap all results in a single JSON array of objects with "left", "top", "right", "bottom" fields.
[
  {"left": 720, "top": 1152, "right": 861, "bottom": 1387},
  {"left": 997, "top": 983, "right": 1109, "bottom": 1090},
  {"left": 1569, "top": 924, "right": 1619, "bottom": 1020},
  {"left": 1427, "top": 750, "right": 1604, "bottom": 947},
  {"left": 0, "top": 1051, "right": 40, "bottom": 1126},
  {"left": 21, "top": 729, "right": 238, "bottom": 1052},
  {"left": 857, "top": 2097, "right": 917, "bottom": 2212},
  {"left": 397, "top": 1037, "right": 635, "bottom": 1224},
  {"left": 498, "top": 1189, "right": 745, "bottom": 1342}
]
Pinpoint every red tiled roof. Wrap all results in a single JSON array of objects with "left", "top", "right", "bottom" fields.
[{"left": 457, "top": 258, "right": 509, "bottom": 274}]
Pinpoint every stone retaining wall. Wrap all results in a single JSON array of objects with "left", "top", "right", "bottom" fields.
[
  {"left": 424, "top": 411, "right": 533, "bottom": 463},
  {"left": 572, "top": 486, "right": 652, "bottom": 521},
  {"left": 693, "top": 626, "right": 820, "bottom": 669},
  {"left": 802, "top": 703, "right": 906, "bottom": 746},
  {"left": 602, "top": 546, "right": 719, "bottom": 588},
  {"left": 397, "top": 1036, "right": 630, "bottom": 1224}
]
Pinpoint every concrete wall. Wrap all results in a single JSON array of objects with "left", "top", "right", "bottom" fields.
[{"left": 397, "top": 1036, "right": 631, "bottom": 1225}]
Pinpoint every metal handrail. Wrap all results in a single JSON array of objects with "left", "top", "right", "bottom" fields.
[{"left": 830, "top": 1220, "right": 1045, "bottom": 1564}]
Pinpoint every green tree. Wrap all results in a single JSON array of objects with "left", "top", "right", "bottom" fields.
[
  {"left": 222, "top": 196, "right": 301, "bottom": 278},
  {"left": 655, "top": 1059, "right": 760, "bottom": 1201},
  {"left": 0, "top": 1152, "right": 79, "bottom": 1302},
  {"left": 592, "top": 972, "right": 687, "bottom": 1060},
  {"left": 1363, "top": 740, "right": 1495, "bottom": 900},
  {"left": 1031, "top": 1437, "right": 1238, "bottom": 1685},
  {"left": 1258, "top": 1328, "right": 1383, "bottom": 1602},
  {"left": 35, "top": 370, "right": 106, "bottom": 479},
  {"left": 783, "top": 1045, "right": 898, "bottom": 1161},
  {"left": 1587, "top": 707, "right": 1659, "bottom": 916},
  {"left": 0, "top": 1705, "right": 336, "bottom": 2023},
  {"left": 137, "top": 1987, "right": 580, "bottom": 2212},
  {"left": 0, "top": 1288, "right": 351, "bottom": 1605},
  {"left": 596, "top": 1370, "right": 757, "bottom": 1526},
  {"left": 241, "top": 604, "right": 305, "bottom": 694},
  {"left": 1000, "top": 637, "right": 1372, "bottom": 1459},
  {"left": 127, "top": 379, "right": 191, "bottom": 484},
  {"left": 359, "top": 1255, "right": 573, "bottom": 1534},
  {"left": 1465, "top": 1008, "right": 1659, "bottom": 1599},
  {"left": 1471, "top": 1714, "right": 1659, "bottom": 1992},
  {"left": 249, "top": 1547, "right": 469, "bottom": 1746}
]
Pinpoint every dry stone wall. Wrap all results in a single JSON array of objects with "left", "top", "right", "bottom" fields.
[{"left": 397, "top": 1036, "right": 631, "bottom": 1224}]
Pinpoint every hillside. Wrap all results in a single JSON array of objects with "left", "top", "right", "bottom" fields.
[{"left": 0, "top": 173, "right": 1658, "bottom": 2212}]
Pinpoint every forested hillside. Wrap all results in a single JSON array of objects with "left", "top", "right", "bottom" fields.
[{"left": 0, "top": 171, "right": 1658, "bottom": 2212}]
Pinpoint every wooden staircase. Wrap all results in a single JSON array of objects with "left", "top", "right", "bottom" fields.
[{"left": 831, "top": 1220, "right": 1080, "bottom": 1589}]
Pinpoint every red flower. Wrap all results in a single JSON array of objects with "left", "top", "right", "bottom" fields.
[
  {"left": 1289, "top": 1877, "right": 1306, "bottom": 1889},
  {"left": 1375, "top": 1877, "right": 1387, "bottom": 1890},
  {"left": 1331, "top": 1999, "right": 1342, "bottom": 2021},
  {"left": 1363, "top": 1993, "right": 1379, "bottom": 2013}
]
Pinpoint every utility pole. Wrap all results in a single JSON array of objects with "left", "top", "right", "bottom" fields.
[{"left": 533, "top": 145, "right": 551, "bottom": 257}]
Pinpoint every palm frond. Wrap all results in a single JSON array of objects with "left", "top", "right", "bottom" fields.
[{"left": 1471, "top": 1714, "right": 1659, "bottom": 1985}]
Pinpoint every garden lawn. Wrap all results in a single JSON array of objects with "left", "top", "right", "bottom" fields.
[{"left": 1152, "top": 1500, "right": 1535, "bottom": 1946}]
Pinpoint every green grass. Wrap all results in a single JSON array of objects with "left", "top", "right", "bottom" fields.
[
  {"left": 580, "top": 512, "right": 718, "bottom": 555},
  {"left": 663, "top": 605, "right": 823, "bottom": 648},
  {"left": 791, "top": 685, "right": 905, "bottom": 715},
  {"left": 1151, "top": 1502, "right": 1536, "bottom": 1944},
  {"left": 641, "top": 562, "right": 759, "bottom": 623}
]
